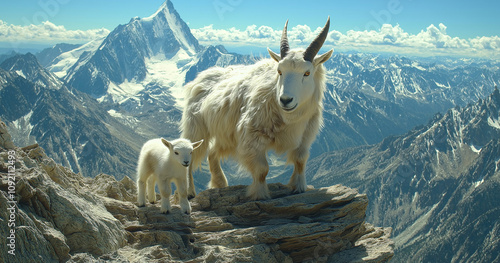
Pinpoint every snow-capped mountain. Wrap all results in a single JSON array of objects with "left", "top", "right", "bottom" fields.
[
  {"left": 30, "top": 0, "right": 499, "bottom": 184},
  {"left": 324, "top": 54, "right": 499, "bottom": 106},
  {"left": 64, "top": 0, "right": 201, "bottom": 100},
  {"left": 1, "top": 53, "right": 63, "bottom": 90},
  {"left": 42, "top": 39, "right": 104, "bottom": 79},
  {"left": 39, "top": 0, "right": 253, "bottom": 140},
  {"left": 0, "top": 53, "right": 143, "bottom": 178},
  {"left": 306, "top": 88, "right": 500, "bottom": 262},
  {"left": 2, "top": 2, "right": 500, "bottom": 260},
  {"left": 310, "top": 53, "right": 500, "bottom": 156},
  {"left": 4, "top": 0, "right": 254, "bottom": 183},
  {"left": 35, "top": 43, "right": 82, "bottom": 68}
]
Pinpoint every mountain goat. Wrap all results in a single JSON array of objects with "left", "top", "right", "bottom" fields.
[
  {"left": 181, "top": 18, "right": 333, "bottom": 200},
  {"left": 136, "top": 138, "right": 203, "bottom": 214}
]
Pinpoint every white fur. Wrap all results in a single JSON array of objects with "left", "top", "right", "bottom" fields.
[
  {"left": 181, "top": 47, "right": 332, "bottom": 200},
  {"left": 136, "top": 138, "right": 203, "bottom": 214}
]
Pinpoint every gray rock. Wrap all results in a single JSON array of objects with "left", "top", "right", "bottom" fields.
[
  {"left": 0, "top": 123, "right": 127, "bottom": 262},
  {"left": 91, "top": 183, "right": 394, "bottom": 262},
  {"left": 0, "top": 120, "right": 15, "bottom": 149},
  {"left": 0, "top": 121, "right": 393, "bottom": 262}
]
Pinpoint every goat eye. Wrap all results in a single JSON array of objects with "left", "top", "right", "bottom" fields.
[
  {"left": 278, "top": 69, "right": 282, "bottom": 75},
  {"left": 304, "top": 71, "right": 310, "bottom": 77},
  {"left": 175, "top": 152, "right": 179, "bottom": 155}
]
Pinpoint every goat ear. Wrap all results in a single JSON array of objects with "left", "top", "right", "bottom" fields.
[
  {"left": 192, "top": 139, "right": 204, "bottom": 150},
  {"left": 313, "top": 49, "right": 334, "bottom": 66},
  {"left": 268, "top": 48, "right": 281, "bottom": 62},
  {"left": 161, "top": 138, "right": 172, "bottom": 149}
]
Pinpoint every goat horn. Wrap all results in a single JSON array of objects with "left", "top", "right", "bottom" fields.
[
  {"left": 280, "top": 19, "right": 290, "bottom": 59},
  {"left": 303, "top": 17, "right": 330, "bottom": 62}
]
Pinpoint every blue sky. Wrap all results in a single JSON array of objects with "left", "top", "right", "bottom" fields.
[
  {"left": 1, "top": 0, "right": 499, "bottom": 37},
  {"left": 1, "top": 0, "right": 499, "bottom": 58}
]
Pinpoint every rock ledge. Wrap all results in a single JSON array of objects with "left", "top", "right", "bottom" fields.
[{"left": 0, "top": 119, "right": 393, "bottom": 262}]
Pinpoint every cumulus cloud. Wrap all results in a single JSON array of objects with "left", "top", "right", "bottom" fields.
[
  {"left": 0, "top": 20, "right": 110, "bottom": 45},
  {"left": 2, "top": 18, "right": 498, "bottom": 59},
  {"left": 193, "top": 23, "right": 500, "bottom": 58},
  {"left": 193, "top": 24, "right": 280, "bottom": 47}
]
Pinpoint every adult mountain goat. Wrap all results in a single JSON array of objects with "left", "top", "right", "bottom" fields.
[{"left": 181, "top": 18, "right": 333, "bottom": 200}]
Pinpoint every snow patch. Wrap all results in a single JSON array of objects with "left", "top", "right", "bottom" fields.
[
  {"left": 109, "top": 80, "right": 145, "bottom": 99},
  {"left": 107, "top": 109, "right": 123, "bottom": 118},
  {"left": 12, "top": 110, "right": 34, "bottom": 131},
  {"left": 390, "top": 62, "right": 399, "bottom": 69},
  {"left": 473, "top": 178, "right": 484, "bottom": 188},
  {"left": 470, "top": 144, "right": 482, "bottom": 153},
  {"left": 48, "top": 37, "right": 105, "bottom": 78},
  {"left": 15, "top": 70, "right": 26, "bottom": 79},
  {"left": 435, "top": 82, "right": 451, "bottom": 89},
  {"left": 487, "top": 116, "right": 500, "bottom": 129},
  {"left": 142, "top": 1, "right": 197, "bottom": 55},
  {"left": 143, "top": 50, "right": 195, "bottom": 106},
  {"left": 412, "top": 62, "right": 426, "bottom": 71},
  {"left": 96, "top": 49, "right": 194, "bottom": 108},
  {"left": 8, "top": 110, "right": 37, "bottom": 146},
  {"left": 412, "top": 192, "right": 419, "bottom": 203}
]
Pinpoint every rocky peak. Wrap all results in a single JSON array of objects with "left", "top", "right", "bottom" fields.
[
  {"left": 0, "top": 53, "right": 63, "bottom": 90},
  {"left": 0, "top": 119, "right": 393, "bottom": 262},
  {"left": 66, "top": 0, "right": 201, "bottom": 97},
  {"left": 36, "top": 43, "right": 83, "bottom": 68},
  {"left": 105, "top": 0, "right": 200, "bottom": 58},
  {"left": 141, "top": 0, "right": 201, "bottom": 55}
]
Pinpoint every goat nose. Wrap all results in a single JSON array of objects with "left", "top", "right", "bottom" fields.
[
  {"left": 183, "top": 161, "right": 189, "bottom": 165},
  {"left": 280, "top": 96, "right": 293, "bottom": 106}
]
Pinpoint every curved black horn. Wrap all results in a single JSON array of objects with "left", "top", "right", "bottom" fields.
[
  {"left": 303, "top": 17, "right": 330, "bottom": 62},
  {"left": 280, "top": 20, "right": 290, "bottom": 59}
]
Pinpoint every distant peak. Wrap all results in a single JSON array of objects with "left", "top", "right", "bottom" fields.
[
  {"left": 139, "top": 0, "right": 200, "bottom": 54},
  {"left": 0, "top": 53, "right": 40, "bottom": 70},
  {"left": 144, "top": 0, "right": 173, "bottom": 21}
]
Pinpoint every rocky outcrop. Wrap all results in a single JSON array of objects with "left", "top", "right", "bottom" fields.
[
  {"left": 0, "top": 119, "right": 393, "bottom": 262},
  {"left": 0, "top": 120, "right": 127, "bottom": 262}
]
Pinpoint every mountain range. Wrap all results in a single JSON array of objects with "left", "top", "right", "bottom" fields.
[
  {"left": 306, "top": 89, "right": 500, "bottom": 262},
  {"left": 313, "top": 54, "right": 500, "bottom": 155},
  {"left": 0, "top": 0, "right": 499, "bottom": 261},
  {"left": 0, "top": 53, "right": 142, "bottom": 179}
]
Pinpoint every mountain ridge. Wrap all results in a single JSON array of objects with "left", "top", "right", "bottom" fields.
[
  {"left": 65, "top": 0, "right": 201, "bottom": 98},
  {"left": 0, "top": 53, "right": 143, "bottom": 178},
  {"left": 306, "top": 88, "right": 500, "bottom": 262}
]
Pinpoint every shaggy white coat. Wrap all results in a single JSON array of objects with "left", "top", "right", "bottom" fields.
[
  {"left": 181, "top": 49, "right": 332, "bottom": 200},
  {"left": 136, "top": 138, "right": 203, "bottom": 214}
]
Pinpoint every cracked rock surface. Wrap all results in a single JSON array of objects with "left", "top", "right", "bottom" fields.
[{"left": 0, "top": 119, "right": 393, "bottom": 262}]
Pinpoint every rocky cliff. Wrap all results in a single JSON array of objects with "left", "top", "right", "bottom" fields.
[{"left": 0, "top": 119, "right": 393, "bottom": 262}]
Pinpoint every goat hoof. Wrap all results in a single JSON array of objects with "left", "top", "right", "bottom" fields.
[{"left": 188, "top": 194, "right": 196, "bottom": 200}]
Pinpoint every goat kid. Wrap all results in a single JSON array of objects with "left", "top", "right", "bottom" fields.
[{"left": 137, "top": 138, "right": 203, "bottom": 214}]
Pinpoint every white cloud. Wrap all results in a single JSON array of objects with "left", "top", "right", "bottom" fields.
[
  {"left": 2, "top": 19, "right": 498, "bottom": 59},
  {"left": 193, "top": 24, "right": 280, "bottom": 47},
  {"left": 193, "top": 23, "right": 500, "bottom": 59},
  {"left": 0, "top": 20, "right": 110, "bottom": 45}
]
